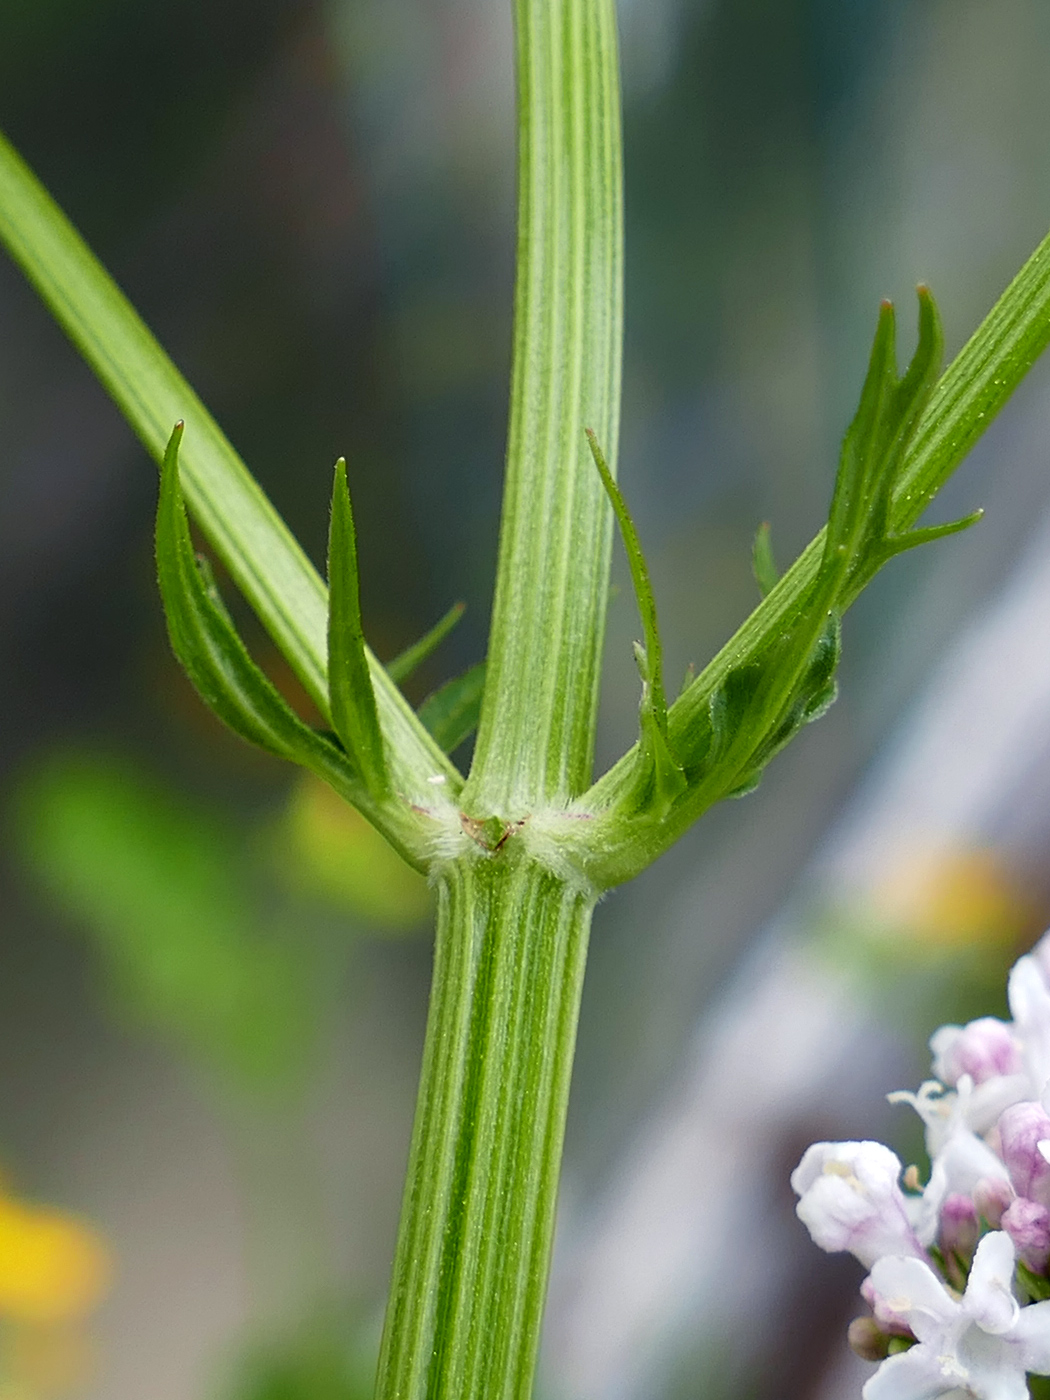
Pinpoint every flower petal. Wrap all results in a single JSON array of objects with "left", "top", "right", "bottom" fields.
[
  {"left": 868, "top": 1255, "right": 959, "bottom": 1343},
  {"left": 1008, "top": 956, "right": 1050, "bottom": 1099},
  {"left": 965, "top": 1232, "right": 1020, "bottom": 1335},
  {"left": 956, "top": 1324, "right": 1031, "bottom": 1400},
  {"left": 1010, "top": 1298, "right": 1050, "bottom": 1375},
  {"left": 792, "top": 1142, "right": 922, "bottom": 1267},
  {"left": 861, "top": 1345, "right": 961, "bottom": 1400}
]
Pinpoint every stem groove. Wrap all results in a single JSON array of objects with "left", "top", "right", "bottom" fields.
[{"left": 376, "top": 855, "right": 593, "bottom": 1400}]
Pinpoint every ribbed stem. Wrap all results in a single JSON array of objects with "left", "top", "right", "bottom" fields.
[
  {"left": 375, "top": 856, "right": 594, "bottom": 1400},
  {"left": 463, "top": 0, "right": 623, "bottom": 814}
]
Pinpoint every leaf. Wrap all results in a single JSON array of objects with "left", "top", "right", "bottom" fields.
[
  {"left": 387, "top": 602, "right": 466, "bottom": 686},
  {"left": 706, "top": 294, "right": 960, "bottom": 797},
  {"left": 155, "top": 424, "right": 365, "bottom": 800},
  {"left": 752, "top": 522, "right": 779, "bottom": 598},
  {"left": 0, "top": 130, "right": 457, "bottom": 799},
  {"left": 327, "top": 459, "right": 388, "bottom": 796},
  {"left": 587, "top": 430, "right": 671, "bottom": 731},
  {"left": 822, "top": 287, "right": 980, "bottom": 596},
  {"left": 418, "top": 663, "right": 487, "bottom": 753},
  {"left": 587, "top": 428, "right": 685, "bottom": 814},
  {"left": 634, "top": 644, "right": 688, "bottom": 814}
]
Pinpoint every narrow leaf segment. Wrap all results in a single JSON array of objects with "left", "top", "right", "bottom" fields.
[
  {"left": 327, "top": 459, "right": 388, "bottom": 798},
  {"left": 156, "top": 426, "right": 431, "bottom": 870},
  {"left": 387, "top": 602, "right": 466, "bottom": 685},
  {"left": 586, "top": 429, "right": 685, "bottom": 815},
  {"left": 752, "top": 522, "right": 778, "bottom": 599},
  {"left": 418, "top": 662, "right": 487, "bottom": 754}
]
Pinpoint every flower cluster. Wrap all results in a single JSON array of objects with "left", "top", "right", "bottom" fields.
[{"left": 793, "top": 934, "right": 1050, "bottom": 1399}]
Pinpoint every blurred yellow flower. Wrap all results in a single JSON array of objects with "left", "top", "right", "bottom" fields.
[
  {"left": 0, "top": 1177, "right": 109, "bottom": 1399},
  {"left": 0, "top": 1188, "right": 109, "bottom": 1325},
  {"left": 872, "top": 844, "right": 1034, "bottom": 953}
]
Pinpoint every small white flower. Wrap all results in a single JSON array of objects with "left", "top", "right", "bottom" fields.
[
  {"left": 791, "top": 1141, "right": 925, "bottom": 1269},
  {"left": 888, "top": 1078, "right": 1011, "bottom": 1245},
  {"left": 864, "top": 1233, "right": 1050, "bottom": 1400},
  {"left": 1008, "top": 955, "right": 1050, "bottom": 1101}
]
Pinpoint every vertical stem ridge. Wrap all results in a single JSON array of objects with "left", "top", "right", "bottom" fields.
[
  {"left": 464, "top": 0, "right": 623, "bottom": 814},
  {"left": 375, "top": 858, "right": 595, "bottom": 1400}
]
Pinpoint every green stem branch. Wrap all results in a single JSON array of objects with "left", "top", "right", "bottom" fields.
[
  {"left": 463, "top": 0, "right": 623, "bottom": 815},
  {"left": 376, "top": 855, "right": 593, "bottom": 1400},
  {"left": 577, "top": 235, "right": 1050, "bottom": 886}
]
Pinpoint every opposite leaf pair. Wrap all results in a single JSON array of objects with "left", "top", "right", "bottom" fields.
[
  {"left": 156, "top": 429, "right": 483, "bottom": 850},
  {"left": 158, "top": 288, "right": 981, "bottom": 878}
]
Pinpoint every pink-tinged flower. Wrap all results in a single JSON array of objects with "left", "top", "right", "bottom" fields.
[
  {"left": 791, "top": 1141, "right": 925, "bottom": 1269},
  {"left": 861, "top": 1273, "right": 915, "bottom": 1336},
  {"left": 864, "top": 1233, "right": 1050, "bottom": 1400},
  {"left": 998, "top": 1102, "right": 1050, "bottom": 1206},
  {"left": 974, "top": 1176, "right": 1016, "bottom": 1229},
  {"left": 1002, "top": 1197, "right": 1050, "bottom": 1274},
  {"left": 931, "top": 1018, "right": 1024, "bottom": 1088},
  {"left": 939, "top": 1193, "right": 979, "bottom": 1260}
]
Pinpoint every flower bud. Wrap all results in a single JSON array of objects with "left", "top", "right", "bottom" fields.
[
  {"left": 931, "top": 1018, "right": 1023, "bottom": 1087},
  {"left": 973, "top": 1175, "right": 1014, "bottom": 1228},
  {"left": 791, "top": 1141, "right": 923, "bottom": 1268},
  {"left": 998, "top": 1102, "right": 1050, "bottom": 1205},
  {"left": 847, "top": 1316, "right": 891, "bottom": 1362},
  {"left": 939, "top": 1192, "right": 979, "bottom": 1260},
  {"left": 1001, "top": 1197, "right": 1050, "bottom": 1273}
]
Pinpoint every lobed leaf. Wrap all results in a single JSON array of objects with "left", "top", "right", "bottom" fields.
[
  {"left": 0, "top": 130, "right": 459, "bottom": 803},
  {"left": 582, "top": 288, "right": 985, "bottom": 875},
  {"left": 156, "top": 424, "right": 370, "bottom": 803}
]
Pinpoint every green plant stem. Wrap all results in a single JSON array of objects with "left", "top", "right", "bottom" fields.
[
  {"left": 377, "top": 6, "right": 620, "bottom": 1391},
  {"left": 376, "top": 854, "right": 593, "bottom": 1400},
  {"left": 463, "top": 0, "right": 623, "bottom": 815}
]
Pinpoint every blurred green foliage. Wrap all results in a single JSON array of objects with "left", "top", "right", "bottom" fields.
[
  {"left": 226, "top": 1312, "right": 375, "bottom": 1400},
  {"left": 14, "top": 753, "right": 325, "bottom": 1092},
  {"left": 12, "top": 751, "right": 434, "bottom": 1093},
  {"left": 276, "top": 776, "right": 431, "bottom": 930}
]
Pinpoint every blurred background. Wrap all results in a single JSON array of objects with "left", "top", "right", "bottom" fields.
[{"left": 2, "top": 1, "right": 1050, "bottom": 1397}]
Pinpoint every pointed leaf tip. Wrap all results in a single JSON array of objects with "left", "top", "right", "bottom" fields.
[
  {"left": 586, "top": 429, "right": 671, "bottom": 727},
  {"left": 752, "top": 521, "right": 779, "bottom": 598},
  {"left": 587, "top": 428, "right": 685, "bottom": 813},
  {"left": 327, "top": 458, "right": 388, "bottom": 796},
  {"left": 155, "top": 425, "right": 365, "bottom": 797},
  {"left": 387, "top": 601, "right": 467, "bottom": 686}
]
